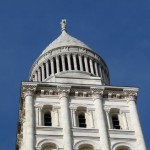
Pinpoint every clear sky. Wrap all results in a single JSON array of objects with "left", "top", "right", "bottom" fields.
[{"left": 0, "top": 0, "right": 149, "bottom": 149}]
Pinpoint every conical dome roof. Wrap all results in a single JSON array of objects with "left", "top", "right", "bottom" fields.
[
  {"left": 42, "top": 29, "right": 92, "bottom": 55},
  {"left": 30, "top": 19, "right": 110, "bottom": 85}
]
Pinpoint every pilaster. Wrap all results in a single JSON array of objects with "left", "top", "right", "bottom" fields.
[
  {"left": 58, "top": 86, "right": 73, "bottom": 150},
  {"left": 91, "top": 87, "right": 110, "bottom": 150},
  {"left": 22, "top": 85, "right": 36, "bottom": 150},
  {"left": 124, "top": 90, "right": 146, "bottom": 150}
]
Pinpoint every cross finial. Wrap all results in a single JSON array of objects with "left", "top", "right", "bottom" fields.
[{"left": 60, "top": 19, "right": 67, "bottom": 32}]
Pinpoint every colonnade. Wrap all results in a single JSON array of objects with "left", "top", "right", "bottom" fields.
[
  {"left": 22, "top": 88, "right": 146, "bottom": 150},
  {"left": 32, "top": 54, "right": 109, "bottom": 83}
]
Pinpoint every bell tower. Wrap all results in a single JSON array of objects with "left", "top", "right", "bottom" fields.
[{"left": 16, "top": 20, "right": 146, "bottom": 150}]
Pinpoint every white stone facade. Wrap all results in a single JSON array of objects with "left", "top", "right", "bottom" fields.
[{"left": 16, "top": 20, "right": 146, "bottom": 150}]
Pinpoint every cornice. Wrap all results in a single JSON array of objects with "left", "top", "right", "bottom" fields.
[{"left": 20, "top": 83, "right": 139, "bottom": 101}]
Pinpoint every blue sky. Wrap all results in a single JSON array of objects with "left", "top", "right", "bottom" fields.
[{"left": 0, "top": 0, "right": 150, "bottom": 149}]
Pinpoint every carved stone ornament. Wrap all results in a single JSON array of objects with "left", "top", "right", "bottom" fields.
[
  {"left": 60, "top": 19, "right": 67, "bottom": 31},
  {"left": 126, "top": 94, "right": 137, "bottom": 103},
  {"left": 123, "top": 89, "right": 138, "bottom": 102},
  {"left": 17, "top": 133, "right": 23, "bottom": 148},
  {"left": 91, "top": 87, "right": 104, "bottom": 100},
  {"left": 22, "top": 84, "right": 37, "bottom": 99},
  {"left": 123, "top": 89, "right": 138, "bottom": 96},
  {"left": 58, "top": 86, "right": 71, "bottom": 98}
]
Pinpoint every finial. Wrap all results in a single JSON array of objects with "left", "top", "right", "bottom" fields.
[{"left": 60, "top": 19, "right": 67, "bottom": 32}]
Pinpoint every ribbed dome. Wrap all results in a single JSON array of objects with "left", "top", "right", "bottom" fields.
[
  {"left": 30, "top": 19, "right": 110, "bottom": 85},
  {"left": 42, "top": 30, "right": 92, "bottom": 55}
]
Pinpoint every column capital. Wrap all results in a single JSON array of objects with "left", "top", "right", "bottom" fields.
[
  {"left": 58, "top": 86, "right": 71, "bottom": 98},
  {"left": 22, "top": 85, "right": 37, "bottom": 99},
  {"left": 89, "top": 57, "right": 94, "bottom": 61},
  {"left": 51, "top": 58, "right": 54, "bottom": 62},
  {"left": 126, "top": 95, "right": 137, "bottom": 103},
  {"left": 61, "top": 54, "right": 65, "bottom": 57},
  {"left": 73, "top": 53, "right": 77, "bottom": 56},
  {"left": 78, "top": 53, "right": 83, "bottom": 57},
  {"left": 123, "top": 89, "right": 138, "bottom": 103},
  {"left": 91, "top": 87, "right": 104, "bottom": 100},
  {"left": 123, "top": 89, "right": 138, "bottom": 96},
  {"left": 105, "top": 108, "right": 111, "bottom": 113}
]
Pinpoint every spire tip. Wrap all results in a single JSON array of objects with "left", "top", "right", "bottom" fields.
[{"left": 60, "top": 19, "right": 67, "bottom": 32}]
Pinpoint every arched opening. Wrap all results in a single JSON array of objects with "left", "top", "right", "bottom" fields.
[
  {"left": 116, "top": 145, "right": 130, "bottom": 150},
  {"left": 42, "top": 143, "right": 57, "bottom": 150},
  {"left": 44, "top": 112, "right": 52, "bottom": 126},
  {"left": 79, "top": 144, "right": 94, "bottom": 150},
  {"left": 80, "top": 147, "right": 93, "bottom": 150},
  {"left": 78, "top": 113, "right": 86, "bottom": 128},
  {"left": 112, "top": 115, "right": 120, "bottom": 129},
  {"left": 110, "top": 108, "right": 121, "bottom": 130},
  {"left": 42, "top": 146, "right": 56, "bottom": 150}
]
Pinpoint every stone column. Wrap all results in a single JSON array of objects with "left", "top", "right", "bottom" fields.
[
  {"left": 84, "top": 56, "right": 89, "bottom": 72},
  {"left": 89, "top": 59, "right": 94, "bottom": 74},
  {"left": 106, "top": 110, "right": 111, "bottom": 129},
  {"left": 46, "top": 61, "right": 49, "bottom": 78},
  {"left": 35, "top": 107, "right": 39, "bottom": 126},
  {"left": 59, "top": 87, "right": 73, "bottom": 150},
  {"left": 51, "top": 59, "right": 54, "bottom": 74},
  {"left": 67, "top": 54, "right": 71, "bottom": 70},
  {"left": 38, "top": 108, "right": 42, "bottom": 126},
  {"left": 56, "top": 56, "right": 60, "bottom": 73},
  {"left": 79, "top": 55, "right": 83, "bottom": 71},
  {"left": 98, "top": 65, "right": 102, "bottom": 77},
  {"left": 127, "top": 95, "right": 146, "bottom": 150},
  {"left": 23, "top": 89, "right": 35, "bottom": 150},
  {"left": 71, "top": 108, "right": 77, "bottom": 127},
  {"left": 102, "top": 68, "right": 106, "bottom": 82},
  {"left": 34, "top": 72, "right": 38, "bottom": 81},
  {"left": 92, "top": 88, "right": 110, "bottom": 150},
  {"left": 37, "top": 68, "right": 41, "bottom": 82},
  {"left": 94, "top": 62, "right": 99, "bottom": 76},
  {"left": 22, "top": 118, "right": 26, "bottom": 150},
  {"left": 61, "top": 55, "right": 66, "bottom": 71},
  {"left": 73, "top": 54, "right": 77, "bottom": 70},
  {"left": 41, "top": 64, "right": 45, "bottom": 81}
]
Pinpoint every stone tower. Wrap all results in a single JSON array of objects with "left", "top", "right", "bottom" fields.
[{"left": 16, "top": 20, "right": 146, "bottom": 150}]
